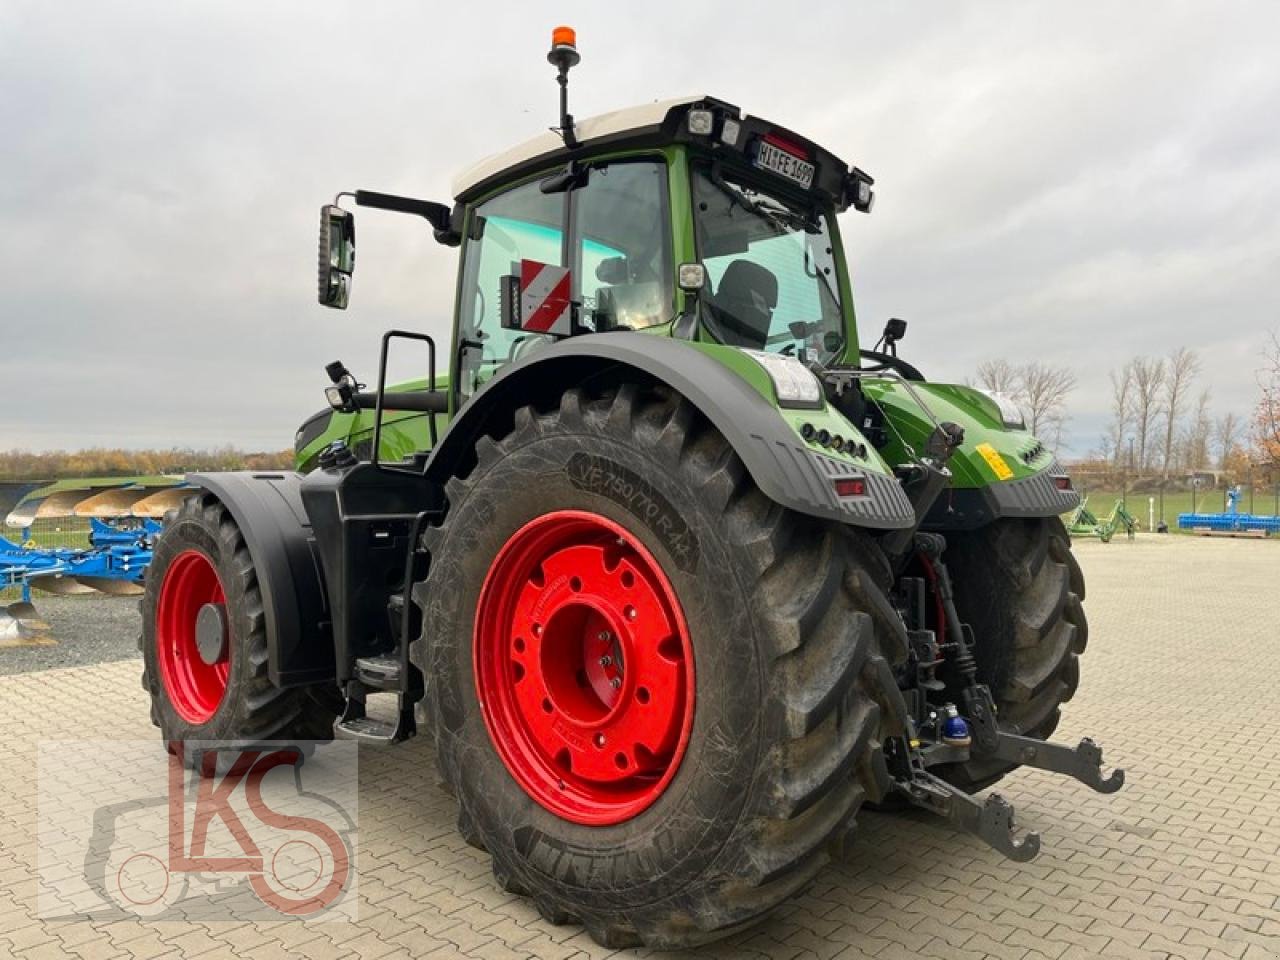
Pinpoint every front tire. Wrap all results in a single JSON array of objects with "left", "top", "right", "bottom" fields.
[
  {"left": 140, "top": 493, "right": 338, "bottom": 750},
  {"left": 938, "top": 516, "right": 1087, "bottom": 791},
  {"left": 415, "top": 384, "right": 906, "bottom": 948}
]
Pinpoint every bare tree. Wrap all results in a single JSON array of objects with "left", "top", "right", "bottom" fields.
[
  {"left": 1017, "top": 362, "right": 1077, "bottom": 447},
  {"left": 1130, "top": 356, "right": 1165, "bottom": 470},
  {"left": 1181, "top": 389, "right": 1212, "bottom": 472},
  {"left": 1106, "top": 364, "right": 1134, "bottom": 467},
  {"left": 974, "top": 358, "right": 1019, "bottom": 395},
  {"left": 1215, "top": 412, "right": 1241, "bottom": 470},
  {"left": 1160, "top": 347, "right": 1200, "bottom": 478},
  {"left": 1255, "top": 329, "right": 1280, "bottom": 465}
]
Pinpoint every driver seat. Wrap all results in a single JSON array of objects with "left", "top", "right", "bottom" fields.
[{"left": 708, "top": 260, "right": 777, "bottom": 349}]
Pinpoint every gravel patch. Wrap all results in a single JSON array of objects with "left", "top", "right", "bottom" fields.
[{"left": 0, "top": 593, "right": 141, "bottom": 675}]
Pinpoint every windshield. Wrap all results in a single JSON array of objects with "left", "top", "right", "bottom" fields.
[{"left": 692, "top": 165, "right": 845, "bottom": 365}]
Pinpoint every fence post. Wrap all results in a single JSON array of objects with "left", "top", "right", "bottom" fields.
[{"left": 20, "top": 526, "right": 32, "bottom": 604}]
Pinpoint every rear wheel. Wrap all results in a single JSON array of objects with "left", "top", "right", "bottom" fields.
[
  {"left": 140, "top": 493, "right": 338, "bottom": 751},
  {"left": 415, "top": 384, "right": 907, "bottom": 948},
  {"left": 937, "top": 517, "right": 1087, "bottom": 791}
]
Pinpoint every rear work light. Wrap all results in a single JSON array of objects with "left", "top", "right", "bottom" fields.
[
  {"left": 687, "top": 109, "right": 714, "bottom": 135},
  {"left": 833, "top": 477, "right": 868, "bottom": 498},
  {"left": 1053, "top": 475, "right": 1074, "bottom": 491}
]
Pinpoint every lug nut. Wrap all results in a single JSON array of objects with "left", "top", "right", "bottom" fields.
[
  {"left": 611, "top": 677, "right": 622, "bottom": 689},
  {"left": 599, "top": 655, "right": 612, "bottom": 667},
  {"left": 598, "top": 630, "right": 611, "bottom": 642}
]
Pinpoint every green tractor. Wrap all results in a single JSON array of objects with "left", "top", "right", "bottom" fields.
[{"left": 140, "top": 29, "right": 1121, "bottom": 947}]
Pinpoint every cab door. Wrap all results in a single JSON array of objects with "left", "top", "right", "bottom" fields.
[{"left": 453, "top": 158, "right": 673, "bottom": 401}]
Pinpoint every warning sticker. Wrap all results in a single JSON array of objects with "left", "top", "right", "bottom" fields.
[
  {"left": 975, "top": 442, "right": 1014, "bottom": 481},
  {"left": 519, "top": 259, "right": 572, "bottom": 335}
]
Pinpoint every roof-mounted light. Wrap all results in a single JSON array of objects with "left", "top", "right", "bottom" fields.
[
  {"left": 547, "top": 26, "right": 580, "bottom": 148},
  {"left": 548, "top": 25, "right": 579, "bottom": 66},
  {"left": 846, "top": 166, "right": 875, "bottom": 213},
  {"left": 720, "top": 117, "right": 741, "bottom": 146},
  {"left": 687, "top": 108, "right": 714, "bottom": 136}
]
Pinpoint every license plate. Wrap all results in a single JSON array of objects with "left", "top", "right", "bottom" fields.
[{"left": 754, "top": 139, "right": 815, "bottom": 188}]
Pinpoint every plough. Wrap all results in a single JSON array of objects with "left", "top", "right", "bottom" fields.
[{"left": 1, "top": 477, "right": 188, "bottom": 641}]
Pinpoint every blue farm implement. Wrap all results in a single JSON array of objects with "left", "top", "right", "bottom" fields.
[
  {"left": 1, "top": 517, "right": 162, "bottom": 599},
  {"left": 1178, "top": 486, "right": 1280, "bottom": 537},
  {"left": 2, "top": 478, "right": 189, "bottom": 619}
]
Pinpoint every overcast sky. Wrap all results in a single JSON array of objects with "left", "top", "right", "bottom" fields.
[{"left": 2, "top": 1, "right": 1277, "bottom": 458}]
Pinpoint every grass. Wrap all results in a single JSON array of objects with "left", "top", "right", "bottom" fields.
[
  {"left": 3, "top": 518, "right": 93, "bottom": 551},
  {"left": 1070, "top": 486, "right": 1280, "bottom": 533}
]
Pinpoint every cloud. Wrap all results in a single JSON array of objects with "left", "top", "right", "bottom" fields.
[{"left": 2, "top": 0, "right": 1277, "bottom": 458}]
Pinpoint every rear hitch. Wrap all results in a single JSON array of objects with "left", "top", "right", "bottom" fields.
[
  {"left": 989, "top": 731, "right": 1124, "bottom": 794},
  {"left": 899, "top": 767, "right": 1040, "bottom": 862}
]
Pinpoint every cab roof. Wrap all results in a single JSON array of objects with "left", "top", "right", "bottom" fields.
[
  {"left": 450, "top": 95, "right": 861, "bottom": 214},
  {"left": 452, "top": 95, "right": 703, "bottom": 201}
]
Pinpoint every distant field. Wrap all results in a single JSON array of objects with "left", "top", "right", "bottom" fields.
[{"left": 1070, "top": 486, "right": 1280, "bottom": 533}]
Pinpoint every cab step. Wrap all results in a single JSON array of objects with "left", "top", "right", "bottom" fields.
[
  {"left": 354, "top": 654, "right": 401, "bottom": 690},
  {"left": 334, "top": 709, "right": 415, "bottom": 743}
]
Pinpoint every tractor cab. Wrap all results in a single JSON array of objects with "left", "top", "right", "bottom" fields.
[
  {"left": 442, "top": 96, "right": 869, "bottom": 397},
  {"left": 316, "top": 27, "right": 875, "bottom": 410}
]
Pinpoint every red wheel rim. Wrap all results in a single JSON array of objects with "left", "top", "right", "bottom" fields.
[
  {"left": 474, "top": 511, "right": 695, "bottom": 825},
  {"left": 156, "top": 550, "right": 230, "bottom": 724}
]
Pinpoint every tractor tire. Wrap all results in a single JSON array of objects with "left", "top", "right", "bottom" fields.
[
  {"left": 937, "top": 516, "right": 1087, "bottom": 792},
  {"left": 414, "top": 383, "right": 907, "bottom": 949},
  {"left": 139, "top": 493, "right": 338, "bottom": 757}
]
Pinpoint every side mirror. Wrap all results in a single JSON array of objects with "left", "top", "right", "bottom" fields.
[{"left": 318, "top": 205, "right": 355, "bottom": 309}]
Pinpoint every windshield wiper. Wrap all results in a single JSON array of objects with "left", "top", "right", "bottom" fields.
[{"left": 709, "top": 164, "right": 817, "bottom": 233}]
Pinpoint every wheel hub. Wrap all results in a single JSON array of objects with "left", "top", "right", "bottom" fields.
[
  {"left": 194, "top": 602, "right": 228, "bottom": 666},
  {"left": 474, "top": 511, "right": 695, "bottom": 825}
]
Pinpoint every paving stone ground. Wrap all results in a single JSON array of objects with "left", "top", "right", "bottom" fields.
[{"left": 1, "top": 534, "right": 1277, "bottom": 959}]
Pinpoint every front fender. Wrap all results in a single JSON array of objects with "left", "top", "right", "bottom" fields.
[
  {"left": 428, "top": 333, "right": 915, "bottom": 531},
  {"left": 185, "top": 472, "right": 335, "bottom": 687}
]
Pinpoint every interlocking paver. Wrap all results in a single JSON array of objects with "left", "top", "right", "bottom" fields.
[{"left": 1, "top": 534, "right": 1278, "bottom": 958}]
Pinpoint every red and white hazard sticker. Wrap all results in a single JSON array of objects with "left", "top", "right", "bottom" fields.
[{"left": 519, "top": 259, "right": 572, "bottom": 335}]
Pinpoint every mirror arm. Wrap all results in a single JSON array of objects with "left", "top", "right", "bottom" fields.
[{"left": 354, "top": 190, "right": 453, "bottom": 233}]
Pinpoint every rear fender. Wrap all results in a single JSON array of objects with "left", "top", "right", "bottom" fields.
[{"left": 427, "top": 333, "right": 915, "bottom": 531}]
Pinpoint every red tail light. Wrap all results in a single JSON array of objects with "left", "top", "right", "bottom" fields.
[{"left": 833, "top": 477, "right": 867, "bottom": 498}]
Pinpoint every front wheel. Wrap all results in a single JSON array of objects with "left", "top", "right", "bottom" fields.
[
  {"left": 139, "top": 493, "right": 337, "bottom": 750},
  {"left": 415, "top": 384, "right": 906, "bottom": 948}
]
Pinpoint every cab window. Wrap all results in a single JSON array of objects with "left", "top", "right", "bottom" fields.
[
  {"left": 455, "top": 159, "right": 671, "bottom": 398},
  {"left": 692, "top": 165, "right": 844, "bottom": 363},
  {"left": 574, "top": 161, "right": 672, "bottom": 333},
  {"left": 457, "top": 180, "right": 564, "bottom": 397}
]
